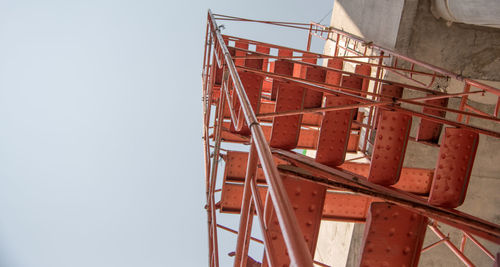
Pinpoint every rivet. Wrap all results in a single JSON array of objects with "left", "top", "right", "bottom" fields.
[
  {"left": 389, "top": 228, "right": 396, "bottom": 236},
  {"left": 295, "top": 187, "right": 301, "bottom": 196}
]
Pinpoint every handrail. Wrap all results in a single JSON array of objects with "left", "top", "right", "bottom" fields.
[
  {"left": 207, "top": 9, "right": 314, "bottom": 267},
  {"left": 309, "top": 22, "right": 500, "bottom": 96}
]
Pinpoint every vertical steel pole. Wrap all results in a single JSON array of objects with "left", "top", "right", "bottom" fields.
[
  {"left": 457, "top": 83, "right": 471, "bottom": 122},
  {"left": 234, "top": 142, "right": 258, "bottom": 267},
  {"left": 249, "top": 178, "right": 277, "bottom": 266},
  {"left": 207, "top": 82, "right": 225, "bottom": 267},
  {"left": 306, "top": 24, "right": 313, "bottom": 52},
  {"left": 241, "top": 202, "right": 255, "bottom": 267},
  {"left": 495, "top": 97, "right": 500, "bottom": 117},
  {"left": 202, "top": 21, "right": 214, "bottom": 267},
  {"left": 334, "top": 33, "right": 340, "bottom": 56},
  {"left": 460, "top": 233, "right": 467, "bottom": 252}
]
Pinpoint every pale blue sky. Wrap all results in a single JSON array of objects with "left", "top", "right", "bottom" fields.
[{"left": 0, "top": 1, "right": 332, "bottom": 266}]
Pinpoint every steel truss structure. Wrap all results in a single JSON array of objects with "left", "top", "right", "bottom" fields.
[{"left": 202, "top": 10, "right": 500, "bottom": 267}]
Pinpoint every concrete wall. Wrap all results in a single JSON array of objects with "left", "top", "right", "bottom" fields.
[
  {"left": 396, "top": 0, "right": 500, "bottom": 81},
  {"left": 330, "top": 0, "right": 405, "bottom": 49},
  {"left": 431, "top": 0, "right": 500, "bottom": 29},
  {"left": 326, "top": 0, "right": 500, "bottom": 265}
]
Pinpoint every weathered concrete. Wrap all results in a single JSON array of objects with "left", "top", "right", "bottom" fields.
[
  {"left": 431, "top": 0, "right": 500, "bottom": 29},
  {"left": 345, "top": 223, "right": 365, "bottom": 267},
  {"left": 323, "top": 0, "right": 500, "bottom": 266},
  {"left": 314, "top": 221, "right": 355, "bottom": 266},
  {"left": 397, "top": 0, "right": 500, "bottom": 81},
  {"left": 330, "top": 0, "right": 405, "bottom": 49}
]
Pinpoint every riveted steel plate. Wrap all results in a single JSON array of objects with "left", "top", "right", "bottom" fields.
[
  {"left": 223, "top": 151, "right": 289, "bottom": 184},
  {"left": 339, "top": 162, "right": 433, "bottom": 195},
  {"left": 359, "top": 202, "right": 427, "bottom": 267},
  {"left": 271, "top": 49, "right": 293, "bottom": 100},
  {"left": 270, "top": 60, "right": 304, "bottom": 149},
  {"left": 347, "top": 134, "right": 360, "bottom": 152},
  {"left": 231, "top": 51, "right": 264, "bottom": 135},
  {"left": 211, "top": 47, "right": 236, "bottom": 101},
  {"left": 316, "top": 96, "right": 356, "bottom": 167},
  {"left": 322, "top": 192, "right": 372, "bottom": 222},
  {"left": 220, "top": 183, "right": 372, "bottom": 222},
  {"left": 299, "top": 52, "right": 317, "bottom": 79},
  {"left": 234, "top": 41, "right": 248, "bottom": 67},
  {"left": 368, "top": 110, "right": 412, "bottom": 185},
  {"left": 220, "top": 182, "right": 267, "bottom": 213},
  {"left": 428, "top": 127, "right": 479, "bottom": 208},
  {"left": 297, "top": 127, "right": 319, "bottom": 149},
  {"left": 303, "top": 67, "right": 326, "bottom": 108},
  {"left": 221, "top": 122, "right": 362, "bottom": 151},
  {"left": 262, "top": 175, "right": 326, "bottom": 267},
  {"left": 380, "top": 83, "right": 403, "bottom": 101},
  {"left": 396, "top": 168, "right": 433, "bottom": 195},
  {"left": 341, "top": 75, "right": 363, "bottom": 95},
  {"left": 355, "top": 63, "right": 371, "bottom": 93},
  {"left": 236, "top": 68, "right": 264, "bottom": 134},
  {"left": 259, "top": 101, "right": 321, "bottom": 127},
  {"left": 325, "top": 58, "right": 343, "bottom": 86},
  {"left": 416, "top": 97, "right": 448, "bottom": 144},
  {"left": 262, "top": 79, "right": 272, "bottom": 93},
  {"left": 256, "top": 45, "right": 270, "bottom": 71}
]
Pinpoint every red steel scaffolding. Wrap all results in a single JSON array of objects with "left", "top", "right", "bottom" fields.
[{"left": 202, "top": 10, "right": 500, "bottom": 267}]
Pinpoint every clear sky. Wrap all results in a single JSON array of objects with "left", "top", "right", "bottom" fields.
[{"left": 0, "top": 1, "right": 332, "bottom": 266}]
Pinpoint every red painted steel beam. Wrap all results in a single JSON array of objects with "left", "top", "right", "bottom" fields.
[
  {"left": 272, "top": 149, "right": 500, "bottom": 244},
  {"left": 222, "top": 151, "right": 432, "bottom": 195},
  {"left": 220, "top": 182, "right": 371, "bottom": 222},
  {"left": 338, "top": 162, "right": 433, "bottom": 195},
  {"left": 359, "top": 202, "right": 427, "bottom": 267},
  {"left": 261, "top": 174, "right": 326, "bottom": 267}
]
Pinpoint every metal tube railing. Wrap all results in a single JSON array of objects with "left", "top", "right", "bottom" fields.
[
  {"left": 429, "top": 224, "right": 475, "bottom": 266},
  {"left": 309, "top": 22, "right": 500, "bottom": 97},
  {"left": 207, "top": 9, "right": 313, "bottom": 267}
]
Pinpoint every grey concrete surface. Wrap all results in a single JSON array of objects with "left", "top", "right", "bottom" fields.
[
  {"left": 396, "top": 0, "right": 500, "bottom": 81},
  {"left": 326, "top": 0, "right": 500, "bottom": 266},
  {"left": 331, "top": 0, "right": 405, "bottom": 49},
  {"left": 431, "top": 0, "right": 500, "bottom": 29}
]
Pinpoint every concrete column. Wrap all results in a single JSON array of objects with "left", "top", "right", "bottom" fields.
[{"left": 431, "top": 0, "right": 500, "bottom": 28}]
